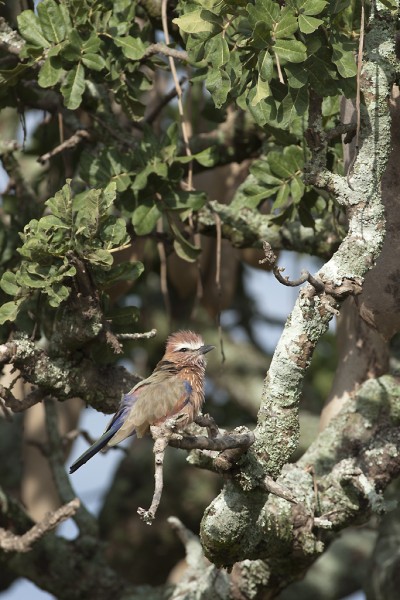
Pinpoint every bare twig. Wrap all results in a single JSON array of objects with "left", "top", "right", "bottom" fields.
[
  {"left": 259, "top": 241, "right": 325, "bottom": 293},
  {"left": 37, "top": 129, "right": 90, "bottom": 164},
  {"left": 137, "top": 429, "right": 169, "bottom": 524},
  {"left": 214, "top": 211, "right": 226, "bottom": 363},
  {"left": 144, "top": 77, "right": 187, "bottom": 124},
  {"left": 262, "top": 475, "right": 298, "bottom": 504},
  {"left": 161, "top": 0, "right": 193, "bottom": 190},
  {"left": 274, "top": 51, "right": 285, "bottom": 84},
  {"left": 116, "top": 329, "right": 157, "bottom": 340},
  {"left": 0, "top": 498, "right": 80, "bottom": 553},
  {"left": 142, "top": 42, "right": 188, "bottom": 62},
  {"left": 157, "top": 218, "right": 171, "bottom": 321},
  {"left": 0, "top": 384, "right": 44, "bottom": 413}
]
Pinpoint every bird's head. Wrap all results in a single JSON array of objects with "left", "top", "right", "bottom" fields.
[{"left": 164, "top": 330, "right": 215, "bottom": 367}]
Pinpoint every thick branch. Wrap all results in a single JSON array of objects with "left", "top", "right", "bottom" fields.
[
  {"left": 198, "top": 201, "right": 341, "bottom": 259},
  {"left": 201, "top": 5, "right": 397, "bottom": 574},
  {"left": 0, "top": 336, "right": 140, "bottom": 414}
]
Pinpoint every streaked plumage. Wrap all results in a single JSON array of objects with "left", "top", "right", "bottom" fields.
[{"left": 69, "top": 331, "right": 214, "bottom": 473}]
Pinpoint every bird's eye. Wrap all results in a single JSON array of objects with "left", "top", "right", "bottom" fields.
[{"left": 178, "top": 347, "right": 188, "bottom": 352}]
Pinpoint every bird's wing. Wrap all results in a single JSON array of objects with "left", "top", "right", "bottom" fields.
[{"left": 108, "top": 372, "right": 192, "bottom": 444}]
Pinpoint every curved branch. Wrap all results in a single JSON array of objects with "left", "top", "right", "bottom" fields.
[{"left": 200, "top": 5, "right": 397, "bottom": 573}]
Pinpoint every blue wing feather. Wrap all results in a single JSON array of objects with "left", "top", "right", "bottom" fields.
[{"left": 69, "top": 392, "right": 139, "bottom": 474}]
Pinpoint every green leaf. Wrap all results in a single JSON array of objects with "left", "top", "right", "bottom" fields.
[
  {"left": 60, "top": 29, "right": 83, "bottom": 61},
  {"left": 81, "top": 53, "right": 107, "bottom": 71},
  {"left": 85, "top": 249, "right": 113, "bottom": 268},
  {"left": 175, "top": 147, "right": 218, "bottom": 167},
  {"left": 206, "top": 35, "right": 230, "bottom": 68},
  {"left": 205, "top": 68, "right": 231, "bottom": 108},
  {"left": 273, "top": 39, "right": 307, "bottom": 63},
  {"left": 251, "top": 77, "right": 271, "bottom": 106},
  {"left": 46, "top": 283, "right": 70, "bottom": 307},
  {"left": 61, "top": 62, "right": 85, "bottom": 109},
  {"left": 0, "top": 272, "right": 21, "bottom": 296},
  {"left": 37, "top": 0, "right": 67, "bottom": 44},
  {"left": 170, "top": 222, "right": 201, "bottom": 263},
  {"left": 273, "top": 182, "right": 290, "bottom": 208},
  {"left": 298, "top": 14, "right": 323, "bottom": 34},
  {"left": 100, "top": 216, "right": 129, "bottom": 248},
  {"left": 114, "top": 36, "right": 147, "bottom": 60},
  {"left": 258, "top": 51, "right": 274, "bottom": 81},
  {"left": 0, "top": 299, "right": 25, "bottom": 324},
  {"left": 82, "top": 33, "right": 101, "bottom": 54},
  {"left": 274, "top": 12, "right": 298, "bottom": 38},
  {"left": 0, "top": 64, "right": 30, "bottom": 87},
  {"left": 17, "top": 10, "right": 50, "bottom": 48},
  {"left": 331, "top": 34, "right": 357, "bottom": 78},
  {"left": 297, "top": 0, "right": 327, "bottom": 15},
  {"left": 284, "top": 63, "right": 308, "bottom": 88},
  {"left": 247, "top": 0, "right": 280, "bottom": 28},
  {"left": 108, "top": 262, "right": 144, "bottom": 285},
  {"left": 173, "top": 9, "right": 221, "bottom": 34},
  {"left": 73, "top": 187, "right": 112, "bottom": 237},
  {"left": 306, "top": 48, "right": 338, "bottom": 95},
  {"left": 290, "top": 176, "right": 305, "bottom": 202},
  {"left": 46, "top": 181, "right": 73, "bottom": 223},
  {"left": 132, "top": 202, "right": 162, "bottom": 235},
  {"left": 132, "top": 162, "right": 168, "bottom": 192},
  {"left": 38, "top": 56, "right": 64, "bottom": 88}
]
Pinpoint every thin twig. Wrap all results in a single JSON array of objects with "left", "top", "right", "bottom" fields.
[
  {"left": 0, "top": 384, "right": 44, "bottom": 413},
  {"left": 262, "top": 475, "right": 298, "bottom": 504},
  {"left": 347, "top": 0, "right": 365, "bottom": 187},
  {"left": 161, "top": 0, "right": 193, "bottom": 190},
  {"left": 142, "top": 42, "right": 188, "bottom": 62},
  {"left": 144, "top": 77, "right": 187, "bottom": 124},
  {"left": 259, "top": 241, "right": 325, "bottom": 293},
  {"left": 274, "top": 51, "right": 284, "bottom": 84},
  {"left": 0, "top": 498, "right": 80, "bottom": 553},
  {"left": 37, "top": 129, "right": 90, "bottom": 164},
  {"left": 137, "top": 431, "right": 169, "bottom": 524},
  {"left": 157, "top": 218, "right": 171, "bottom": 321},
  {"left": 116, "top": 329, "right": 157, "bottom": 340},
  {"left": 214, "top": 211, "right": 226, "bottom": 363}
]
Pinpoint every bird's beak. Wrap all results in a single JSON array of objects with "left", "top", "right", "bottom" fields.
[{"left": 199, "top": 344, "right": 215, "bottom": 354}]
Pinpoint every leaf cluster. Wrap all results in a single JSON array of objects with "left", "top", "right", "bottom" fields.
[
  {"left": 1, "top": 0, "right": 153, "bottom": 114},
  {"left": 174, "top": 0, "right": 357, "bottom": 131},
  {"left": 0, "top": 181, "right": 143, "bottom": 324},
  {"left": 79, "top": 124, "right": 216, "bottom": 262}
]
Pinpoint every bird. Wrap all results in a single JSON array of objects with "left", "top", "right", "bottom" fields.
[{"left": 69, "top": 330, "right": 215, "bottom": 474}]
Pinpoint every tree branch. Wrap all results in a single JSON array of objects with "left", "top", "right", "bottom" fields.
[
  {"left": 200, "top": 4, "right": 397, "bottom": 577},
  {"left": 0, "top": 336, "right": 140, "bottom": 414},
  {"left": 0, "top": 499, "right": 80, "bottom": 553}
]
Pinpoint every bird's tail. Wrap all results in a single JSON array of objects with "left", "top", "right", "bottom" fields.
[{"left": 69, "top": 423, "right": 120, "bottom": 474}]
